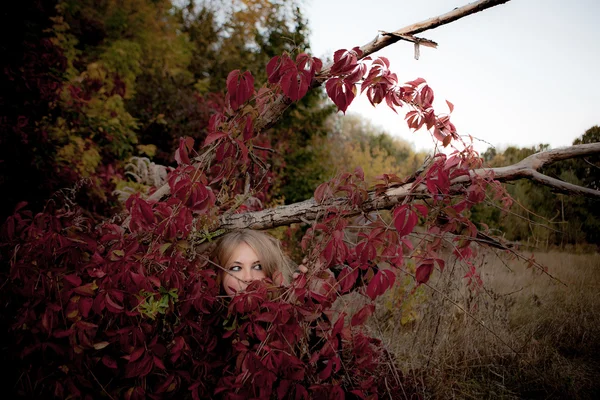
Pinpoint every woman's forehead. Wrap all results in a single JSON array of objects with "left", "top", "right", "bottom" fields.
[{"left": 227, "top": 241, "right": 260, "bottom": 263}]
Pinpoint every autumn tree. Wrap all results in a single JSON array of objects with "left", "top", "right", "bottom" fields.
[
  {"left": 0, "top": 0, "right": 331, "bottom": 220},
  {"left": 324, "top": 113, "right": 427, "bottom": 183},
  {"left": 474, "top": 126, "right": 600, "bottom": 248}
]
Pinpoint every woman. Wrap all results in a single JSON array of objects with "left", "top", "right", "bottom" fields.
[{"left": 210, "top": 229, "right": 294, "bottom": 295}]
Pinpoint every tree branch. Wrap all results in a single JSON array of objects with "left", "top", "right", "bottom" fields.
[
  {"left": 219, "top": 143, "right": 600, "bottom": 231},
  {"left": 463, "top": 142, "right": 600, "bottom": 197},
  {"left": 337, "top": 0, "right": 511, "bottom": 68}
]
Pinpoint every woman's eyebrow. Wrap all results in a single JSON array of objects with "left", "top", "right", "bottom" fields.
[
  {"left": 230, "top": 260, "right": 260, "bottom": 264},
  {"left": 229, "top": 259, "right": 260, "bottom": 265}
]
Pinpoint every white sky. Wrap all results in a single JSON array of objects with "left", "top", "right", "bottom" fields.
[{"left": 304, "top": 0, "right": 600, "bottom": 153}]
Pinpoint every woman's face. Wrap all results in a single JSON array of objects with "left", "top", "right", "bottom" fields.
[{"left": 221, "top": 242, "right": 267, "bottom": 295}]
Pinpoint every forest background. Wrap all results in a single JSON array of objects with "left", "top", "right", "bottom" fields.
[{"left": 1, "top": 0, "right": 599, "bottom": 398}]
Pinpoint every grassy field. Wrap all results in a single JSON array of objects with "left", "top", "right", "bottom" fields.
[{"left": 370, "top": 250, "right": 600, "bottom": 399}]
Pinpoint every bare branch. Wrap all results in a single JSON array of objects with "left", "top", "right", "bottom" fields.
[
  {"left": 345, "top": 0, "right": 511, "bottom": 65},
  {"left": 219, "top": 143, "right": 600, "bottom": 231},
  {"left": 463, "top": 142, "right": 600, "bottom": 197}
]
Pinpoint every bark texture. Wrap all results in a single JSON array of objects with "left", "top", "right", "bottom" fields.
[{"left": 220, "top": 143, "right": 600, "bottom": 231}]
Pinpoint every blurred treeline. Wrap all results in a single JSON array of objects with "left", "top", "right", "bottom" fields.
[
  {"left": 0, "top": 0, "right": 324, "bottom": 219},
  {"left": 1, "top": 0, "right": 598, "bottom": 248},
  {"left": 472, "top": 125, "right": 600, "bottom": 250}
]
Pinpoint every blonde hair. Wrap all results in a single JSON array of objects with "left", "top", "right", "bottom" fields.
[{"left": 211, "top": 230, "right": 292, "bottom": 287}]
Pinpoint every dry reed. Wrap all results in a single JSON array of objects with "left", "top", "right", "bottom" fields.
[{"left": 370, "top": 250, "right": 600, "bottom": 399}]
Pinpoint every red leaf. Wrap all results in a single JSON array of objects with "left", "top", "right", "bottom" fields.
[
  {"left": 356, "top": 241, "right": 376, "bottom": 265},
  {"left": 277, "top": 379, "right": 292, "bottom": 399},
  {"left": 318, "top": 358, "right": 333, "bottom": 380},
  {"left": 138, "top": 355, "right": 154, "bottom": 377},
  {"left": 266, "top": 54, "right": 292, "bottom": 84},
  {"left": 405, "top": 110, "right": 424, "bottom": 131},
  {"left": 295, "top": 384, "right": 309, "bottom": 400},
  {"left": 102, "top": 355, "right": 118, "bottom": 369},
  {"left": 155, "top": 375, "right": 177, "bottom": 394},
  {"left": 337, "top": 266, "right": 358, "bottom": 294},
  {"left": 416, "top": 261, "right": 434, "bottom": 284},
  {"left": 174, "top": 136, "right": 194, "bottom": 165},
  {"left": 330, "top": 385, "right": 345, "bottom": 399},
  {"left": 105, "top": 293, "right": 124, "bottom": 313},
  {"left": 128, "top": 347, "right": 145, "bottom": 363},
  {"left": 385, "top": 86, "right": 404, "bottom": 112},
  {"left": 325, "top": 77, "right": 355, "bottom": 114},
  {"left": 351, "top": 304, "right": 375, "bottom": 326},
  {"left": 354, "top": 166, "right": 364, "bottom": 181},
  {"left": 170, "top": 336, "right": 185, "bottom": 352},
  {"left": 446, "top": 99, "right": 454, "bottom": 113},
  {"left": 442, "top": 134, "right": 452, "bottom": 147},
  {"left": 64, "top": 274, "right": 82, "bottom": 287},
  {"left": 393, "top": 205, "right": 417, "bottom": 237},
  {"left": 366, "top": 269, "right": 395, "bottom": 300},
  {"left": 407, "top": 77, "right": 426, "bottom": 87},
  {"left": 243, "top": 114, "right": 253, "bottom": 141},
  {"left": 235, "top": 138, "right": 249, "bottom": 164},
  {"left": 420, "top": 85, "right": 434, "bottom": 108},
  {"left": 14, "top": 201, "right": 28, "bottom": 213},
  {"left": 414, "top": 204, "right": 429, "bottom": 218},
  {"left": 79, "top": 297, "right": 93, "bottom": 317},
  {"left": 273, "top": 53, "right": 318, "bottom": 101},
  {"left": 226, "top": 70, "right": 254, "bottom": 110},
  {"left": 332, "top": 312, "right": 346, "bottom": 336},
  {"left": 280, "top": 68, "right": 311, "bottom": 101},
  {"left": 202, "top": 131, "right": 227, "bottom": 147},
  {"left": 434, "top": 258, "right": 445, "bottom": 271},
  {"left": 314, "top": 182, "right": 333, "bottom": 204},
  {"left": 345, "top": 62, "right": 367, "bottom": 84},
  {"left": 92, "top": 293, "right": 106, "bottom": 314},
  {"left": 153, "top": 356, "right": 166, "bottom": 370},
  {"left": 331, "top": 48, "right": 361, "bottom": 75},
  {"left": 350, "top": 390, "right": 366, "bottom": 399},
  {"left": 296, "top": 53, "right": 322, "bottom": 75}
]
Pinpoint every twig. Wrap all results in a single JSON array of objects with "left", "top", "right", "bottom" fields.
[{"left": 85, "top": 363, "right": 116, "bottom": 400}]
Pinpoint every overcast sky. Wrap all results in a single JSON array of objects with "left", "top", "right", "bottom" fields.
[{"left": 304, "top": 0, "right": 600, "bottom": 152}]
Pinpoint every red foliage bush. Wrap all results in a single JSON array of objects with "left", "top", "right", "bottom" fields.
[{"left": 1, "top": 50, "right": 504, "bottom": 399}]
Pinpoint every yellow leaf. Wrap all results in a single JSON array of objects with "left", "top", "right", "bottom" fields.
[
  {"left": 159, "top": 243, "right": 171, "bottom": 254},
  {"left": 93, "top": 341, "right": 110, "bottom": 350}
]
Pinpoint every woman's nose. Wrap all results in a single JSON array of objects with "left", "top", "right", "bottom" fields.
[{"left": 241, "top": 267, "right": 253, "bottom": 282}]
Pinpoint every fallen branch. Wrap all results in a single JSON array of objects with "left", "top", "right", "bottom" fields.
[{"left": 219, "top": 143, "right": 600, "bottom": 231}]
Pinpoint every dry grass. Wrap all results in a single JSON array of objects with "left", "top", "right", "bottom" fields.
[{"left": 371, "top": 250, "right": 600, "bottom": 399}]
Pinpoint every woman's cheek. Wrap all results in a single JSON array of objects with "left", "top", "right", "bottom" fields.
[{"left": 222, "top": 274, "right": 242, "bottom": 295}]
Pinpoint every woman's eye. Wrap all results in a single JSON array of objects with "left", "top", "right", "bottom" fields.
[
  {"left": 228, "top": 265, "right": 241, "bottom": 272},
  {"left": 252, "top": 264, "right": 262, "bottom": 270}
]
